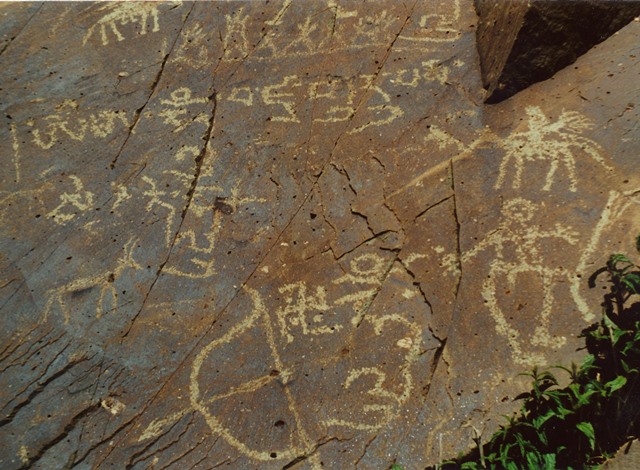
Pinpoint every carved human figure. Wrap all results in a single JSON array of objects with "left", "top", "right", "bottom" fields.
[{"left": 445, "top": 198, "right": 579, "bottom": 364}]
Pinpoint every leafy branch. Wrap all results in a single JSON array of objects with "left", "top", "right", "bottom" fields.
[{"left": 418, "top": 235, "right": 640, "bottom": 470}]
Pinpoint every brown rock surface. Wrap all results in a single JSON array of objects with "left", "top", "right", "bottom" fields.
[
  {"left": 0, "top": 2, "right": 638, "bottom": 469},
  {"left": 475, "top": 0, "right": 640, "bottom": 102}
]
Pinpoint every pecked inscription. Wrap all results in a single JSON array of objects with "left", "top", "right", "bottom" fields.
[{"left": 0, "top": 1, "right": 636, "bottom": 469}]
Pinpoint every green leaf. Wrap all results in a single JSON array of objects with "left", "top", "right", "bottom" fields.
[
  {"left": 610, "top": 253, "right": 633, "bottom": 266},
  {"left": 580, "top": 354, "right": 597, "bottom": 373},
  {"left": 568, "top": 384, "right": 598, "bottom": 406},
  {"left": 635, "top": 234, "right": 640, "bottom": 254},
  {"left": 611, "top": 326, "right": 629, "bottom": 345},
  {"left": 537, "top": 432, "right": 548, "bottom": 447},
  {"left": 533, "top": 410, "right": 556, "bottom": 429},
  {"left": 526, "top": 451, "right": 541, "bottom": 469},
  {"left": 603, "top": 314, "right": 619, "bottom": 331},
  {"left": 623, "top": 273, "right": 640, "bottom": 294},
  {"left": 576, "top": 422, "right": 595, "bottom": 450},
  {"left": 460, "top": 462, "right": 480, "bottom": 470},
  {"left": 605, "top": 376, "right": 627, "bottom": 394},
  {"left": 542, "top": 453, "right": 556, "bottom": 469},
  {"left": 499, "top": 442, "right": 516, "bottom": 465}
]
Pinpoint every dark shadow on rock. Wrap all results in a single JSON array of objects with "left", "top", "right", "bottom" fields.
[{"left": 475, "top": 0, "right": 640, "bottom": 103}]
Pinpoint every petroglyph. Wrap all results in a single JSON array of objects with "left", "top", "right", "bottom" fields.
[
  {"left": 164, "top": 173, "right": 267, "bottom": 279},
  {"left": 173, "top": 23, "right": 209, "bottom": 69},
  {"left": 18, "top": 447, "right": 29, "bottom": 465},
  {"left": 226, "top": 59, "right": 452, "bottom": 130},
  {"left": 225, "top": 4, "right": 404, "bottom": 61},
  {"left": 350, "top": 10, "right": 397, "bottom": 46},
  {"left": 82, "top": 2, "right": 168, "bottom": 46},
  {"left": 5, "top": 1, "right": 635, "bottom": 468},
  {"left": 261, "top": 75, "right": 302, "bottom": 123},
  {"left": 327, "top": 0, "right": 359, "bottom": 20},
  {"left": 398, "top": 0, "right": 462, "bottom": 45},
  {"left": 571, "top": 188, "right": 640, "bottom": 322},
  {"left": 324, "top": 311, "right": 422, "bottom": 431},
  {"left": 334, "top": 253, "right": 392, "bottom": 326},
  {"left": 264, "top": 0, "right": 293, "bottom": 26},
  {"left": 495, "top": 106, "right": 613, "bottom": 192},
  {"left": 47, "top": 175, "right": 95, "bottom": 225},
  {"left": 227, "top": 86, "right": 254, "bottom": 106},
  {"left": 261, "top": 15, "right": 323, "bottom": 60},
  {"left": 137, "top": 250, "right": 425, "bottom": 461},
  {"left": 183, "top": 268, "right": 424, "bottom": 460},
  {"left": 157, "top": 87, "right": 210, "bottom": 131},
  {"left": 190, "top": 287, "right": 314, "bottom": 463},
  {"left": 42, "top": 237, "right": 142, "bottom": 324},
  {"left": 101, "top": 396, "right": 126, "bottom": 415},
  {"left": 448, "top": 198, "right": 579, "bottom": 364},
  {"left": 217, "top": 0, "right": 470, "bottom": 66},
  {"left": 141, "top": 175, "right": 179, "bottom": 248},
  {"left": 221, "top": 7, "right": 251, "bottom": 61},
  {"left": 26, "top": 102, "right": 129, "bottom": 149},
  {"left": 9, "top": 123, "right": 20, "bottom": 183},
  {"left": 310, "top": 77, "right": 358, "bottom": 123},
  {"left": 348, "top": 85, "right": 404, "bottom": 134},
  {"left": 420, "top": 59, "right": 451, "bottom": 86},
  {"left": 276, "top": 282, "right": 337, "bottom": 343},
  {"left": 110, "top": 183, "right": 131, "bottom": 212}
]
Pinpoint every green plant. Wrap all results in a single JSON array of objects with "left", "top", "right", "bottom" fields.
[{"left": 432, "top": 235, "right": 640, "bottom": 469}]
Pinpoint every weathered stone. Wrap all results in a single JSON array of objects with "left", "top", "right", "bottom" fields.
[
  {"left": 428, "top": 18, "right": 640, "bottom": 460},
  {"left": 0, "top": 1, "right": 638, "bottom": 469},
  {"left": 475, "top": 0, "right": 640, "bottom": 102},
  {"left": 602, "top": 439, "right": 640, "bottom": 469}
]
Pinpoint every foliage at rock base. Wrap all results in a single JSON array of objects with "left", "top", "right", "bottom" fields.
[{"left": 429, "top": 236, "right": 640, "bottom": 469}]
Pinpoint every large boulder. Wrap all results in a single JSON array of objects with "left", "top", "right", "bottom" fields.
[
  {"left": 475, "top": 0, "right": 640, "bottom": 102},
  {"left": 0, "top": 2, "right": 637, "bottom": 468}
]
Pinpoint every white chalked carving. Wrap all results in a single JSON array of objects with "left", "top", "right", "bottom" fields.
[
  {"left": 495, "top": 106, "right": 612, "bottom": 192},
  {"left": 447, "top": 198, "right": 579, "bottom": 364},
  {"left": 42, "top": 238, "right": 142, "bottom": 324},
  {"left": 83, "top": 2, "right": 168, "bottom": 46}
]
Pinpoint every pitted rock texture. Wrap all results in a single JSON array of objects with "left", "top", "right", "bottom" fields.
[
  {"left": 475, "top": 0, "right": 640, "bottom": 103},
  {"left": 0, "top": 2, "right": 638, "bottom": 469}
]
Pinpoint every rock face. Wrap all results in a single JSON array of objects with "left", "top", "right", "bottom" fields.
[
  {"left": 0, "top": 2, "right": 638, "bottom": 469},
  {"left": 475, "top": 0, "right": 640, "bottom": 102}
]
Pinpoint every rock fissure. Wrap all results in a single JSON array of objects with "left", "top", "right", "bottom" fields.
[
  {"left": 19, "top": 402, "right": 102, "bottom": 470},
  {"left": 0, "top": 2, "right": 44, "bottom": 58},
  {"left": 282, "top": 436, "right": 346, "bottom": 470},
  {"left": 109, "top": 4, "right": 194, "bottom": 170},
  {"left": 354, "top": 433, "right": 378, "bottom": 467},
  {"left": 157, "top": 430, "right": 211, "bottom": 470},
  {"left": 415, "top": 195, "right": 455, "bottom": 222},
  {"left": 126, "top": 412, "right": 194, "bottom": 469},
  {"left": 121, "top": 90, "right": 217, "bottom": 338},
  {"left": 0, "top": 329, "right": 63, "bottom": 374},
  {"left": 4, "top": 340, "right": 71, "bottom": 404},
  {"left": 0, "top": 346, "right": 81, "bottom": 428},
  {"left": 3, "top": 2, "right": 639, "bottom": 467},
  {"left": 449, "top": 160, "right": 463, "bottom": 300}
]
